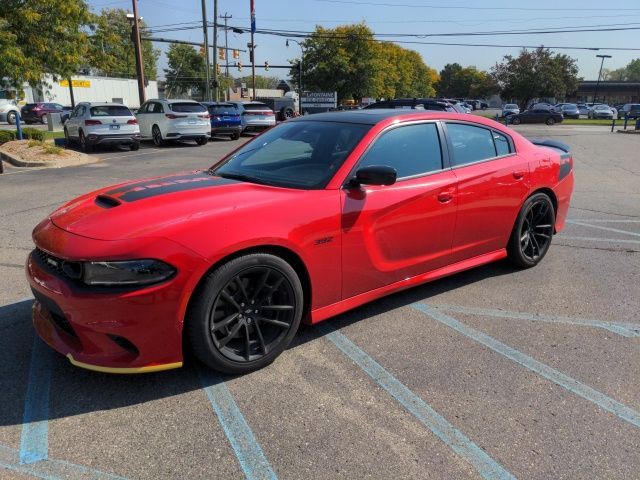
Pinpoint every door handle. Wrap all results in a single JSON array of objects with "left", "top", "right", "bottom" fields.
[
  {"left": 513, "top": 171, "right": 526, "bottom": 180},
  {"left": 437, "top": 190, "right": 454, "bottom": 203}
]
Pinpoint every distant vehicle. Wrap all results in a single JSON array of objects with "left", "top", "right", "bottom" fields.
[
  {"left": 60, "top": 106, "right": 74, "bottom": 123},
  {"left": 136, "top": 99, "right": 210, "bottom": 146},
  {"left": 465, "top": 99, "right": 480, "bottom": 110},
  {"left": 228, "top": 101, "right": 276, "bottom": 133},
  {"left": 20, "top": 102, "right": 66, "bottom": 124},
  {"left": 478, "top": 100, "right": 489, "bottom": 110},
  {"left": 509, "top": 108, "right": 564, "bottom": 125},
  {"left": 555, "top": 103, "right": 579, "bottom": 119},
  {"left": 202, "top": 102, "right": 242, "bottom": 140},
  {"left": 363, "top": 98, "right": 455, "bottom": 112},
  {"left": 502, "top": 104, "right": 520, "bottom": 117},
  {"left": 255, "top": 97, "right": 296, "bottom": 121},
  {"left": 529, "top": 102, "right": 558, "bottom": 112},
  {"left": 588, "top": 105, "right": 613, "bottom": 120},
  {"left": 64, "top": 102, "right": 141, "bottom": 152},
  {"left": 0, "top": 99, "right": 20, "bottom": 125},
  {"left": 576, "top": 104, "right": 589, "bottom": 116},
  {"left": 617, "top": 103, "right": 640, "bottom": 119}
]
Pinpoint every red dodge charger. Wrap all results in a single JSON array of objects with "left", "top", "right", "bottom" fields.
[{"left": 26, "top": 111, "right": 574, "bottom": 374}]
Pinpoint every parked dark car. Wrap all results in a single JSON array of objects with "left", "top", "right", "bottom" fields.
[
  {"left": 20, "top": 102, "right": 66, "bottom": 124},
  {"left": 618, "top": 103, "right": 640, "bottom": 119},
  {"left": 509, "top": 109, "right": 564, "bottom": 125},
  {"left": 556, "top": 103, "right": 580, "bottom": 119},
  {"left": 364, "top": 98, "right": 455, "bottom": 112},
  {"left": 202, "top": 102, "right": 242, "bottom": 140}
]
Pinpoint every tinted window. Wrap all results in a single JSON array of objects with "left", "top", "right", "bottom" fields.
[
  {"left": 357, "top": 123, "right": 442, "bottom": 178},
  {"left": 447, "top": 123, "right": 497, "bottom": 166},
  {"left": 213, "top": 121, "right": 370, "bottom": 189},
  {"left": 170, "top": 102, "right": 206, "bottom": 113},
  {"left": 208, "top": 104, "right": 240, "bottom": 114},
  {"left": 90, "top": 105, "right": 133, "bottom": 116},
  {"left": 492, "top": 131, "right": 512, "bottom": 156},
  {"left": 243, "top": 103, "right": 272, "bottom": 111}
]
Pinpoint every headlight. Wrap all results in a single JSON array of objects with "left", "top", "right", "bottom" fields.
[{"left": 82, "top": 259, "right": 176, "bottom": 286}]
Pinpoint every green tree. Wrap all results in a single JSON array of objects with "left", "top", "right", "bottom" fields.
[
  {"left": 0, "top": 0, "right": 91, "bottom": 89},
  {"left": 602, "top": 59, "right": 640, "bottom": 81},
  {"left": 436, "top": 64, "right": 497, "bottom": 98},
  {"left": 235, "top": 75, "right": 280, "bottom": 89},
  {"left": 492, "top": 48, "right": 579, "bottom": 109},
  {"left": 373, "top": 42, "right": 438, "bottom": 99},
  {"left": 164, "top": 43, "right": 205, "bottom": 98},
  {"left": 87, "top": 8, "right": 159, "bottom": 80}
]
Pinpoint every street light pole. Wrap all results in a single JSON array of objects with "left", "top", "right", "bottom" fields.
[
  {"left": 250, "top": 0, "right": 256, "bottom": 100},
  {"left": 200, "top": 0, "right": 211, "bottom": 101},
  {"left": 593, "top": 54, "right": 612, "bottom": 104},
  {"left": 130, "top": 0, "right": 146, "bottom": 106},
  {"left": 286, "top": 39, "right": 304, "bottom": 114}
]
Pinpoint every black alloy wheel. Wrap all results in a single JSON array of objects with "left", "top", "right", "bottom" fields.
[
  {"left": 508, "top": 192, "right": 555, "bottom": 268},
  {"left": 152, "top": 125, "right": 164, "bottom": 146},
  {"left": 546, "top": 117, "right": 555, "bottom": 125},
  {"left": 79, "top": 131, "right": 92, "bottom": 152},
  {"left": 195, "top": 136, "right": 208, "bottom": 146},
  {"left": 187, "top": 253, "right": 304, "bottom": 374}
]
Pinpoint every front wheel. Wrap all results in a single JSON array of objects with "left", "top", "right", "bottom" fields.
[
  {"left": 152, "top": 125, "right": 164, "bottom": 146},
  {"left": 186, "top": 253, "right": 304, "bottom": 374},
  {"left": 546, "top": 117, "right": 555, "bottom": 125},
  {"left": 231, "top": 132, "right": 240, "bottom": 140},
  {"left": 507, "top": 193, "right": 555, "bottom": 268},
  {"left": 195, "top": 137, "right": 208, "bottom": 146},
  {"left": 511, "top": 116, "right": 521, "bottom": 125},
  {"left": 7, "top": 111, "right": 17, "bottom": 125}
]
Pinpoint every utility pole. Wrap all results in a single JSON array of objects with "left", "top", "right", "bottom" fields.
[
  {"left": 593, "top": 54, "right": 612, "bottom": 104},
  {"left": 250, "top": 0, "right": 256, "bottom": 100},
  {"left": 201, "top": 0, "right": 211, "bottom": 101},
  {"left": 220, "top": 12, "right": 232, "bottom": 77},
  {"left": 213, "top": 0, "right": 219, "bottom": 101},
  {"left": 130, "top": 0, "right": 146, "bottom": 105}
]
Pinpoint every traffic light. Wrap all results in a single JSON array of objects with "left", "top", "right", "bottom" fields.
[
  {"left": 264, "top": 61, "right": 269, "bottom": 71},
  {"left": 232, "top": 49, "right": 239, "bottom": 59},
  {"left": 218, "top": 48, "right": 225, "bottom": 60},
  {"left": 237, "top": 61, "right": 242, "bottom": 72}
]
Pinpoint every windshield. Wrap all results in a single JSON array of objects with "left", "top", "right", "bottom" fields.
[
  {"left": 90, "top": 105, "right": 132, "bottom": 116},
  {"left": 211, "top": 121, "right": 370, "bottom": 189},
  {"left": 505, "top": 104, "right": 518, "bottom": 109},
  {"left": 170, "top": 102, "right": 207, "bottom": 113},
  {"left": 595, "top": 105, "right": 609, "bottom": 110}
]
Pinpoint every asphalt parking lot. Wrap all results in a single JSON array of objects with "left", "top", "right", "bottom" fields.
[{"left": 1, "top": 125, "right": 639, "bottom": 479}]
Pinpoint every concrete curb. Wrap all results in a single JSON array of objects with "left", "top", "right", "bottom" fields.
[{"left": 0, "top": 145, "right": 99, "bottom": 170}]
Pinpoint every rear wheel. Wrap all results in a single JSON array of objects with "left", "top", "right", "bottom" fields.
[
  {"left": 79, "top": 131, "right": 93, "bottom": 153},
  {"left": 195, "top": 136, "right": 208, "bottom": 146},
  {"left": 7, "top": 111, "right": 17, "bottom": 125},
  {"left": 152, "top": 125, "right": 164, "bottom": 146},
  {"left": 511, "top": 116, "right": 521, "bottom": 125},
  {"left": 186, "top": 253, "right": 304, "bottom": 374},
  {"left": 63, "top": 128, "right": 70, "bottom": 146},
  {"left": 231, "top": 132, "right": 240, "bottom": 140},
  {"left": 130, "top": 141, "right": 140, "bottom": 151},
  {"left": 546, "top": 117, "right": 555, "bottom": 125},
  {"left": 507, "top": 193, "right": 555, "bottom": 268}
]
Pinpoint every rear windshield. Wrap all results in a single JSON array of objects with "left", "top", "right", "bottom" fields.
[
  {"left": 505, "top": 104, "right": 518, "bottom": 108},
  {"left": 208, "top": 104, "right": 240, "bottom": 114},
  {"left": 90, "top": 105, "right": 132, "bottom": 117},
  {"left": 170, "top": 102, "right": 207, "bottom": 113},
  {"left": 243, "top": 103, "right": 272, "bottom": 111}
]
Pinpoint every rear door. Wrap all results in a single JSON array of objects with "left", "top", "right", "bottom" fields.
[
  {"left": 340, "top": 121, "right": 458, "bottom": 299},
  {"left": 444, "top": 122, "right": 530, "bottom": 263}
]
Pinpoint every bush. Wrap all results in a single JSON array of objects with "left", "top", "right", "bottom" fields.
[
  {"left": 21, "top": 127, "right": 45, "bottom": 141},
  {"left": 0, "top": 130, "right": 16, "bottom": 144}
]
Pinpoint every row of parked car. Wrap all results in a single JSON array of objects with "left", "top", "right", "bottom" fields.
[
  {"left": 501, "top": 102, "right": 640, "bottom": 123},
  {"left": 3, "top": 99, "right": 279, "bottom": 152}
]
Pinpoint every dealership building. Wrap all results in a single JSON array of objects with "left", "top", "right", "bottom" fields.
[{"left": 568, "top": 81, "right": 640, "bottom": 104}]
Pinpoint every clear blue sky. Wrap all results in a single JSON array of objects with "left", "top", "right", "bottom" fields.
[{"left": 88, "top": 0, "right": 640, "bottom": 81}]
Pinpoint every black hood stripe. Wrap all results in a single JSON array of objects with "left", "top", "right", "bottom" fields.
[{"left": 108, "top": 172, "right": 239, "bottom": 202}]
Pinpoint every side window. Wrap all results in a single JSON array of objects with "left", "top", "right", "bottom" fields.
[
  {"left": 154, "top": 102, "right": 165, "bottom": 113},
  {"left": 492, "top": 131, "right": 512, "bottom": 156},
  {"left": 447, "top": 123, "right": 497, "bottom": 166},
  {"left": 357, "top": 123, "right": 443, "bottom": 179}
]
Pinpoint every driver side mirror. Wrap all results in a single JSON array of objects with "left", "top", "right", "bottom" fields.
[{"left": 349, "top": 165, "right": 397, "bottom": 187}]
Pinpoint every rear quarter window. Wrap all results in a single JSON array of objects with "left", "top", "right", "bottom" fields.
[{"left": 447, "top": 123, "right": 497, "bottom": 166}]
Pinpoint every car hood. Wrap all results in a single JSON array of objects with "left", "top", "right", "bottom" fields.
[{"left": 49, "top": 171, "right": 296, "bottom": 241}]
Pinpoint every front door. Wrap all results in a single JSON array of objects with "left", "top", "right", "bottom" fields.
[{"left": 340, "top": 122, "right": 458, "bottom": 300}]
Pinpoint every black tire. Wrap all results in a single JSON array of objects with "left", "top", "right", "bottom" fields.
[
  {"left": 511, "top": 116, "right": 521, "bottom": 125},
  {"left": 152, "top": 125, "right": 164, "bottom": 146},
  {"left": 186, "top": 253, "right": 304, "bottom": 374},
  {"left": 7, "top": 111, "right": 17, "bottom": 125},
  {"left": 546, "top": 117, "right": 555, "bottom": 125},
  {"left": 231, "top": 132, "right": 240, "bottom": 140},
  {"left": 130, "top": 141, "right": 140, "bottom": 151},
  {"left": 507, "top": 192, "right": 555, "bottom": 268},
  {"left": 63, "top": 128, "right": 70, "bottom": 146},
  {"left": 280, "top": 106, "right": 294, "bottom": 120},
  {"left": 195, "top": 136, "right": 208, "bottom": 146},
  {"left": 79, "top": 131, "right": 93, "bottom": 153}
]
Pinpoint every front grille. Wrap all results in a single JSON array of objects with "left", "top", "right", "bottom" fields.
[
  {"left": 32, "top": 248, "right": 82, "bottom": 282},
  {"left": 51, "top": 311, "right": 78, "bottom": 338}
]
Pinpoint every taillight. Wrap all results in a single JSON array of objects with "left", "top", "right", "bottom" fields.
[
  {"left": 198, "top": 114, "right": 210, "bottom": 119},
  {"left": 85, "top": 119, "right": 102, "bottom": 126},
  {"left": 127, "top": 119, "right": 138, "bottom": 125},
  {"left": 165, "top": 114, "right": 187, "bottom": 119}
]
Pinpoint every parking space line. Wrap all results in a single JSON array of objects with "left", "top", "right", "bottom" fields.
[
  {"left": 1, "top": 444, "right": 127, "bottom": 479},
  {"left": 316, "top": 322, "right": 516, "bottom": 480},
  {"left": 19, "top": 337, "right": 53, "bottom": 464},
  {"left": 413, "top": 304, "right": 640, "bottom": 429},
  {"left": 198, "top": 368, "right": 278, "bottom": 480},
  {"left": 570, "top": 219, "right": 640, "bottom": 223},
  {"left": 566, "top": 220, "right": 640, "bottom": 238},
  {"left": 558, "top": 235, "right": 640, "bottom": 245},
  {"left": 431, "top": 304, "right": 640, "bottom": 338}
]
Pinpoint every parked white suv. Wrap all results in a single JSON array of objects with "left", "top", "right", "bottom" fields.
[
  {"left": 136, "top": 99, "right": 210, "bottom": 146},
  {"left": 64, "top": 102, "right": 141, "bottom": 152},
  {"left": 0, "top": 100, "right": 20, "bottom": 125}
]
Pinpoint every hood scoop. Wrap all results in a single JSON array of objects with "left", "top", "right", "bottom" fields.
[{"left": 95, "top": 194, "right": 122, "bottom": 209}]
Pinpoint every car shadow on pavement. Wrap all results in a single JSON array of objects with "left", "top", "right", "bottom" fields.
[{"left": 0, "top": 260, "right": 516, "bottom": 427}]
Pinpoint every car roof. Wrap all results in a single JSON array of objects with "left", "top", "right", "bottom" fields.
[
  {"left": 80, "top": 102, "right": 130, "bottom": 107},
  {"left": 290, "top": 110, "right": 477, "bottom": 125}
]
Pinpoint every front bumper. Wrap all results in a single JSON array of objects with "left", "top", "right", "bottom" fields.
[
  {"left": 86, "top": 133, "right": 141, "bottom": 146},
  {"left": 26, "top": 220, "right": 207, "bottom": 373}
]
